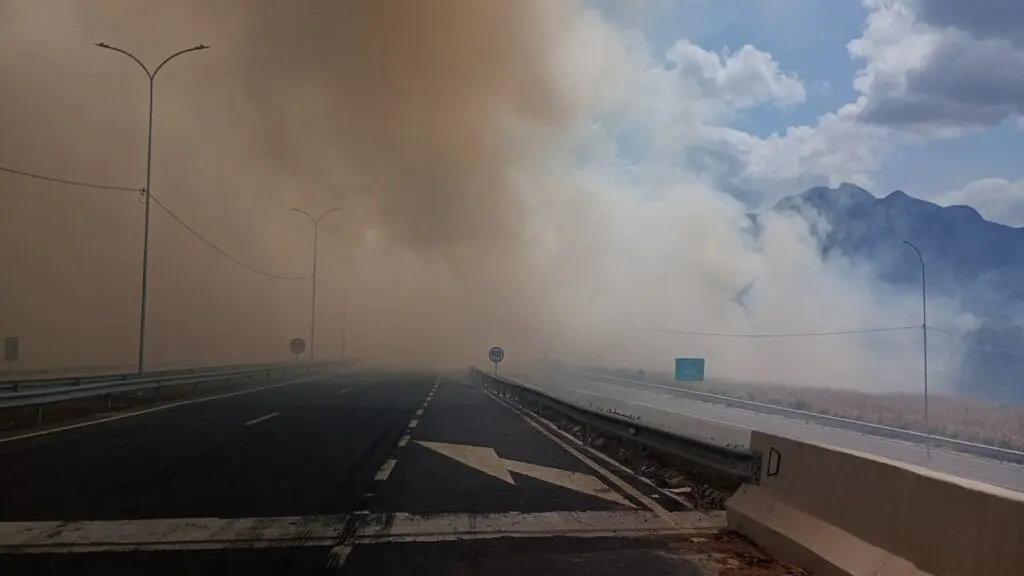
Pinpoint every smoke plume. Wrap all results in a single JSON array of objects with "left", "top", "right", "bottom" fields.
[{"left": 0, "top": 1, "right": 962, "bottom": 391}]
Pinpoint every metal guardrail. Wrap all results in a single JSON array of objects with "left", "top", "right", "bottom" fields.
[
  {"left": 0, "top": 362, "right": 294, "bottom": 392},
  {"left": 0, "top": 362, "right": 344, "bottom": 426},
  {"left": 578, "top": 371, "right": 1024, "bottom": 466},
  {"left": 468, "top": 367, "right": 761, "bottom": 485}
]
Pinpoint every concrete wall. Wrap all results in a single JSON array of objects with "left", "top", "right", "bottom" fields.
[{"left": 727, "top": 431, "right": 1024, "bottom": 576}]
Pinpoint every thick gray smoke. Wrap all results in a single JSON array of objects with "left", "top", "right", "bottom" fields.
[{"left": 0, "top": 1, "right": 965, "bottom": 391}]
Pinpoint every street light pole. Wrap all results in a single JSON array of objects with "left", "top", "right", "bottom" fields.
[
  {"left": 289, "top": 208, "right": 344, "bottom": 363},
  {"left": 903, "top": 240, "right": 930, "bottom": 458},
  {"left": 341, "top": 287, "right": 348, "bottom": 361},
  {"left": 95, "top": 42, "right": 209, "bottom": 377}
]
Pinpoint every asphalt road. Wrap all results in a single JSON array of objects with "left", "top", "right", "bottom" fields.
[
  {"left": 523, "top": 370, "right": 1024, "bottom": 492},
  {"left": 0, "top": 370, "right": 771, "bottom": 575}
]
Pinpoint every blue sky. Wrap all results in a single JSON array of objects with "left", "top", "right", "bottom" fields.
[{"left": 590, "top": 0, "right": 1024, "bottom": 225}]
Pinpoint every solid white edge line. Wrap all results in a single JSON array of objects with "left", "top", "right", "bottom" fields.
[
  {"left": 0, "top": 373, "right": 331, "bottom": 444},
  {"left": 244, "top": 412, "right": 280, "bottom": 426},
  {"left": 478, "top": 380, "right": 682, "bottom": 528},
  {"left": 542, "top": 419, "right": 694, "bottom": 508},
  {"left": 573, "top": 384, "right": 754, "bottom": 431}
]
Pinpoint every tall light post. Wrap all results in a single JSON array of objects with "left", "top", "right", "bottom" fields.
[
  {"left": 290, "top": 208, "right": 345, "bottom": 363},
  {"left": 903, "top": 240, "right": 930, "bottom": 458},
  {"left": 95, "top": 42, "right": 209, "bottom": 376},
  {"left": 341, "top": 287, "right": 349, "bottom": 361}
]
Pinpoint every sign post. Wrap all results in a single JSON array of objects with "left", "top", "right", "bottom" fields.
[
  {"left": 4, "top": 337, "right": 18, "bottom": 372},
  {"left": 488, "top": 346, "right": 504, "bottom": 377},
  {"left": 289, "top": 337, "right": 307, "bottom": 363}
]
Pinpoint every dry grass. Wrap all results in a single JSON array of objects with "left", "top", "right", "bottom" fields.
[{"left": 622, "top": 370, "right": 1024, "bottom": 452}]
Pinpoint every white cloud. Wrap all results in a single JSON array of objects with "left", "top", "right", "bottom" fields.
[
  {"left": 852, "top": 0, "right": 1024, "bottom": 132},
  {"left": 705, "top": 112, "right": 893, "bottom": 203},
  {"left": 570, "top": 0, "right": 1023, "bottom": 212},
  {"left": 580, "top": 32, "right": 808, "bottom": 151},
  {"left": 647, "top": 0, "right": 1024, "bottom": 205},
  {"left": 569, "top": 20, "right": 899, "bottom": 205},
  {"left": 935, "top": 178, "right": 1024, "bottom": 227},
  {"left": 665, "top": 40, "right": 806, "bottom": 111}
]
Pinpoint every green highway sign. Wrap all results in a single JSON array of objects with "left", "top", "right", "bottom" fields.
[{"left": 674, "top": 357, "right": 705, "bottom": 381}]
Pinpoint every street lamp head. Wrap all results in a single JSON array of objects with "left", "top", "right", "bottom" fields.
[
  {"left": 194, "top": 44, "right": 211, "bottom": 50},
  {"left": 94, "top": 41, "right": 109, "bottom": 48}
]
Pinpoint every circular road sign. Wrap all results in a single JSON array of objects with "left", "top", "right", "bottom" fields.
[
  {"left": 289, "top": 337, "right": 307, "bottom": 355},
  {"left": 488, "top": 346, "right": 505, "bottom": 363}
]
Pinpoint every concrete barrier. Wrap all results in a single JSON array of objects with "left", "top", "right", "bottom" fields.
[{"left": 727, "top": 431, "right": 1024, "bottom": 576}]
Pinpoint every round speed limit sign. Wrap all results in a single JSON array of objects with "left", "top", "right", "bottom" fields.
[{"left": 488, "top": 346, "right": 505, "bottom": 363}]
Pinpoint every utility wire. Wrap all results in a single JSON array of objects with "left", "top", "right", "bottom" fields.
[
  {"left": 928, "top": 326, "right": 1024, "bottom": 356},
  {"left": 150, "top": 196, "right": 310, "bottom": 281},
  {"left": 2, "top": 162, "right": 309, "bottom": 281},
  {"left": 644, "top": 326, "right": 919, "bottom": 338},
  {"left": 0, "top": 164, "right": 142, "bottom": 192}
]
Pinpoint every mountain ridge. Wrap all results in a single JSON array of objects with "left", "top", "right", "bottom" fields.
[{"left": 764, "top": 183, "right": 1024, "bottom": 403}]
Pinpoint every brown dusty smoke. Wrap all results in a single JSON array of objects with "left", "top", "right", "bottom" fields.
[
  {"left": 0, "top": 0, "right": 588, "bottom": 371},
  {"left": 0, "top": 1, "right": 957, "bottom": 391}
]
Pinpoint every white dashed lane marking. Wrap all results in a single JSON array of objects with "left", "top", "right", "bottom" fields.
[
  {"left": 374, "top": 459, "right": 397, "bottom": 481},
  {"left": 244, "top": 412, "right": 279, "bottom": 426}
]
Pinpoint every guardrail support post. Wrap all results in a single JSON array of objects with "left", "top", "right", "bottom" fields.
[
  {"left": 632, "top": 440, "right": 644, "bottom": 475},
  {"left": 106, "top": 393, "right": 113, "bottom": 412},
  {"left": 36, "top": 405, "right": 43, "bottom": 427},
  {"left": 583, "top": 424, "right": 592, "bottom": 447}
]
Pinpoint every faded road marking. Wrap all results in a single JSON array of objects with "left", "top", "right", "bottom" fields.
[
  {"left": 244, "top": 412, "right": 279, "bottom": 426},
  {"left": 374, "top": 459, "right": 397, "bottom": 481},
  {"left": 0, "top": 510, "right": 713, "bottom": 553}
]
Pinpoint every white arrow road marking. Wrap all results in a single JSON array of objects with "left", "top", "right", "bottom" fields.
[
  {"left": 501, "top": 459, "right": 632, "bottom": 507},
  {"left": 416, "top": 441, "right": 634, "bottom": 507},
  {"left": 416, "top": 441, "right": 514, "bottom": 484}
]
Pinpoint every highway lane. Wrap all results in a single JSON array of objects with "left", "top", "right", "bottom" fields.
[
  {"left": 522, "top": 370, "right": 1024, "bottom": 492},
  {"left": 0, "top": 371, "right": 783, "bottom": 575},
  {"left": 0, "top": 371, "right": 432, "bottom": 520}
]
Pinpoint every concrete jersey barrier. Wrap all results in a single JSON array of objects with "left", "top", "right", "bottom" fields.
[{"left": 726, "top": 431, "right": 1023, "bottom": 576}]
